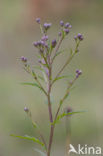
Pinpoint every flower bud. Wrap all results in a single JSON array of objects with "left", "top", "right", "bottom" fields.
[
  {"left": 52, "top": 39, "right": 57, "bottom": 48},
  {"left": 36, "top": 18, "right": 40, "bottom": 24},
  {"left": 41, "top": 35, "right": 48, "bottom": 41},
  {"left": 64, "top": 29, "right": 69, "bottom": 34},
  {"left": 65, "top": 22, "right": 70, "bottom": 28},
  {"left": 24, "top": 107, "right": 29, "bottom": 113},
  {"left": 58, "top": 32, "right": 62, "bottom": 36},
  {"left": 60, "top": 20, "right": 64, "bottom": 26},
  {"left": 77, "top": 33, "right": 84, "bottom": 41},
  {"left": 21, "top": 56, "right": 27, "bottom": 62},
  {"left": 43, "top": 23, "right": 52, "bottom": 30},
  {"left": 76, "top": 69, "right": 82, "bottom": 78}
]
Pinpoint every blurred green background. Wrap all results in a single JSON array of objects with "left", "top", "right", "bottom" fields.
[{"left": 0, "top": 0, "right": 103, "bottom": 156}]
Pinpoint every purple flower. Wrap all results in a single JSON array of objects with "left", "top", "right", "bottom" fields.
[
  {"left": 43, "top": 23, "right": 52, "bottom": 30},
  {"left": 60, "top": 20, "right": 64, "bottom": 26},
  {"left": 52, "top": 39, "right": 57, "bottom": 48},
  {"left": 33, "top": 41, "right": 38, "bottom": 47},
  {"left": 58, "top": 32, "right": 62, "bottom": 36},
  {"left": 69, "top": 25, "right": 72, "bottom": 28},
  {"left": 24, "top": 107, "right": 29, "bottom": 112},
  {"left": 64, "top": 29, "right": 69, "bottom": 34},
  {"left": 74, "top": 35, "right": 77, "bottom": 40},
  {"left": 65, "top": 22, "right": 70, "bottom": 28},
  {"left": 76, "top": 69, "right": 82, "bottom": 78},
  {"left": 36, "top": 18, "right": 40, "bottom": 24},
  {"left": 41, "top": 35, "right": 48, "bottom": 41},
  {"left": 77, "top": 33, "right": 84, "bottom": 41},
  {"left": 21, "top": 56, "right": 27, "bottom": 62}
]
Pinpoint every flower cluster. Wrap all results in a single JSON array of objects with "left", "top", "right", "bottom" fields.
[
  {"left": 59, "top": 20, "right": 72, "bottom": 35},
  {"left": 74, "top": 33, "right": 84, "bottom": 41},
  {"left": 76, "top": 69, "right": 82, "bottom": 78},
  {"left": 16, "top": 18, "right": 84, "bottom": 156}
]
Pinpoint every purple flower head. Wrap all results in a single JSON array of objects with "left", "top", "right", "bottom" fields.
[
  {"left": 74, "top": 35, "right": 77, "bottom": 40},
  {"left": 76, "top": 69, "right": 82, "bottom": 78},
  {"left": 41, "top": 35, "right": 48, "bottom": 41},
  {"left": 37, "top": 41, "right": 42, "bottom": 46},
  {"left": 65, "top": 22, "right": 70, "bottom": 28},
  {"left": 60, "top": 20, "right": 64, "bottom": 26},
  {"left": 24, "top": 107, "right": 29, "bottom": 112},
  {"left": 36, "top": 18, "right": 40, "bottom": 24},
  {"left": 40, "top": 40, "right": 45, "bottom": 46},
  {"left": 69, "top": 25, "right": 72, "bottom": 28},
  {"left": 21, "top": 56, "right": 27, "bottom": 62},
  {"left": 41, "top": 59, "right": 46, "bottom": 65},
  {"left": 64, "top": 28, "right": 69, "bottom": 34},
  {"left": 77, "top": 33, "right": 84, "bottom": 41},
  {"left": 52, "top": 39, "right": 57, "bottom": 48},
  {"left": 33, "top": 41, "right": 38, "bottom": 47},
  {"left": 58, "top": 32, "right": 62, "bottom": 36},
  {"left": 43, "top": 23, "right": 52, "bottom": 30}
]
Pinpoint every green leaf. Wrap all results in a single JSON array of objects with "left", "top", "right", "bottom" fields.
[
  {"left": 38, "top": 75, "right": 44, "bottom": 81},
  {"left": 21, "top": 82, "right": 42, "bottom": 90},
  {"left": 53, "top": 49, "right": 67, "bottom": 61},
  {"left": 10, "top": 134, "right": 44, "bottom": 146},
  {"left": 53, "top": 111, "right": 86, "bottom": 125},
  {"left": 32, "top": 121, "right": 37, "bottom": 129},
  {"left": 34, "top": 148, "right": 46, "bottom": 156},
  {"left": 52, "top": 75, "right": 72, "bottom": 84}
]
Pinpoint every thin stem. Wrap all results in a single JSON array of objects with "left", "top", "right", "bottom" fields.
[
  {"left": 35, "top": 77, "right": 48, "bottom": 96},
  {"left": 54, "top": 76, "right": 77, "bottom": 122},
  {"left": 37, "top": 127, "right": 48, "bottom": 151},
  {"left": 46, "top": 59, "right": 54, "bottom": 156},
  {"left": 52, "top": 40, "right": 80, "bottom": 86},
  {"left": 53, "top": 52, "right": 75, "bottom": 84}
]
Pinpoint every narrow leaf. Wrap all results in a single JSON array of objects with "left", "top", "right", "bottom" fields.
[
  {"left": 21, "top": 82, "right": 41, "bottom": 90},
  {"left": 52, "top": 75, "right": 72, "bottom": 84},
  {"left": 53, "top": 49, "right": 67, "bottom": 61},
  {"left": 53, "top": 111, "right": 86, "bottom": 125},
  {"left": 11, "top": 134, "right": 44, "bottom": 146}
]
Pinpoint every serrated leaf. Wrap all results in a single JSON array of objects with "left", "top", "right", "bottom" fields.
[
  {"left": 34, "top": 148, "right": 46, "bottom": 156},
  {"left": 53, "top": 111, "right": 86, "bottom": 125},
  {"left": 10, "top": 134, "right": 44, "bottom": 146}
]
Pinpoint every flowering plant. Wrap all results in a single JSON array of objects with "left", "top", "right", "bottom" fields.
[{"left": 11, "top": 18, "right": 84, "bottom": 156}]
